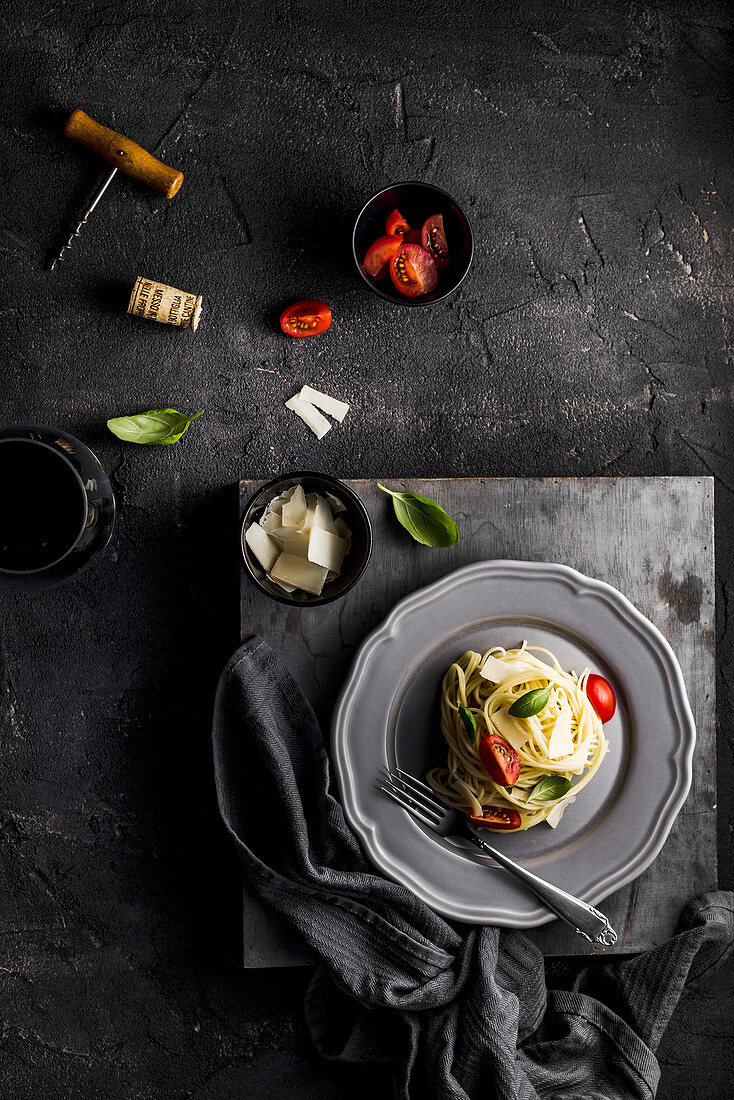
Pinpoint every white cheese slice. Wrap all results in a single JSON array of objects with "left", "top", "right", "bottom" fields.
[
  {"left": 480, "top": 655, "right": 531, "bottom": 684},
  {"left": 313, "top": 494, "right": 337, "bottom": 533},
  {"left": 285, "top": 395, "right": 332, "bottom": 440},
  {"left": 298, "top": 384, "right": 350, "bottom": 423},
  {"left": 490, "top": 708, "right": 529, "bottom": 752},
  {"left": 308, "top": 527, "right": 347, "bottom": 572},
  {"left": 281, "top": 483, "right": 307, "bottom": 527},
  {"left": 271, "top": 577, "right": 297, "bottom": 594},
  {"left": 325, "top": 491, "right": 346, "bottom": 515},
  {"left": 546, "top": 796, "right": 575, "bottom": 828},
  {"left": 267, "top": 486, "right": 296, "bottom": 515},
  {"left": 270, "top": 552, "right": 328, "bottom": 596},
  {"left": 278, "top": 527, "right": 311, "bottom": 557},
  {"left": 548, "top": 705, "right": 574, "bottom": 759},
  {"left": 244, "top": 522, "right": 280, "bottom": 572}
]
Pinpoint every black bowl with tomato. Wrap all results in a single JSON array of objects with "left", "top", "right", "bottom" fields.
[{"left": 353, "top": 182, "right": 473, "bottom": 306}]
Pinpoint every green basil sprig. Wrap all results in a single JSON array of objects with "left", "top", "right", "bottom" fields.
[
  {"left": 107, "top": 408, "right": 203, "bottom": 445},
  {"left": 458, "top": 704, "right": 478, "bottom": 745},
  {"left": 528, "top": 776, "right": 573, "bottom": 802},
  {"left": 377, "top": 483, "right": 459, "bottom": 548},
  {"left": 508, "top": 684, "right": 552, "bottom": 718}
]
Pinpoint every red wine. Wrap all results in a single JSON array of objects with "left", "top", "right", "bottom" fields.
[{"left": 0, "top": 439, "right": 87, "bottom": 573}]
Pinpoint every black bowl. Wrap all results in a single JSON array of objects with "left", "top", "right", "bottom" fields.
[
  {"left": 353, "top": 181, "right": 474, "bottom": 306},
  {"left": 240, "top": 471, "right": 372, "bottom": 607}
]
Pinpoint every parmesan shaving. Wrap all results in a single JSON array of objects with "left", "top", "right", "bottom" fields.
[
  {"left": 298, "top": 385, "right": 350, "bottom": 422},
  {"left": 308, "top": 527, "right": 347, "bottom": 572},
  {"left": 490, "top": 707, "right": 530, "bottom": 752},
  {"left": 285, "top": 395, "right": 331, "bottom": 440},
  {"left": 270, "top": 553, "right": 328, "bottom": 596},
  {"left": 480, "top": 655, "right": 531, "bottom": 683},
  {"left": 281, "top": 483, "right": 307, "bottom": 527},
  {"left": 244, "top": 522, "right": 279, "bottom": 572},
  {"left": 548, "top": 703, "right": 574, "bottom": 759}
]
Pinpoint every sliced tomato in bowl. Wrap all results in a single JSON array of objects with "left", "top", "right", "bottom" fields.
[
  {"left": 386, "top": 208, "right": 412, "bottom": 236},
  {"left": 403, "top": 229, "right": 421, "bottom": 245},
  {"left": 389, "top": 242, "right": 438, "bottom": 298},
  {"left": 470, "top": 806, "right": 522, "bottom": 830},
  {"left": 363, "top": 235, "right": 403, "bottom": 277},
  {"left": 279, "top": 300, "right": 332, "bottom": 338},
  {"left": 479, "top": 734, "right": 521, "bottom": 786},
  {"left": 421, "top": 213, "right": 450, "bottom": 268}
]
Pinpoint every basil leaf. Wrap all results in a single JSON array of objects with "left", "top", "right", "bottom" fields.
[
  {"left": 377, "top": 483, "right": 459, "bottom": 548},
  {"left": 458, "top": 705, "right": 478, "bottom": 745},
  {"left": 508, "top": 684, "right": 552, "bottom": 718},
  {"left": 107, "top": 408, "right": 203, "bottom": 445},
  {"left": 528, "top": 776, "right": 573, "bottom": 802}
]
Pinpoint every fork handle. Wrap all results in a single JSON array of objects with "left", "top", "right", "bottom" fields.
[{"left": 469, "top": 833, "right": 617, "bottom": 946}]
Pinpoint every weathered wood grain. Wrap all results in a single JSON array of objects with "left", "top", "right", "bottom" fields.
[{"left": 240, "top": 477, "right": 716, "bottom": 966}]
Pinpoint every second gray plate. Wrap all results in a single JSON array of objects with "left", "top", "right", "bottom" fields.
[{"left": 331, "top": 560, "right": 696, "bottom": 926}]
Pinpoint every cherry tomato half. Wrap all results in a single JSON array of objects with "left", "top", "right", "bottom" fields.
[
  {"left": 363, "top": 235, "right": 403, "bottom": 277},
  {"left": 386, "top": 208, "right": 412, "bottom": 236},
  {"left": 585, "top": 674, "right": 616, "bottom": 723},
  {"left": 389, "top": 242, "right": 438, "bottom": 298},
  {"left": 470, "top": 806, "right": 522, "bottom": 831},
  {"left": 421, "top": 213, "right": 450, "bottom": 269},
  {"left": 479, "top": 733, "right": 521, "bottom": 786},
  {"left": 279, "top": 300, "right": 332, "bottom": 338}
]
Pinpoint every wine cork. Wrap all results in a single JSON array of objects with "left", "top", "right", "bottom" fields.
[{"left": 127, "top": 276, "right": 202, "bottom": 331}]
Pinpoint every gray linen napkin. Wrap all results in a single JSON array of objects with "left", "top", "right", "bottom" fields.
[{"left": 213, "top": 638, "right": 733, "bottom": 1100}]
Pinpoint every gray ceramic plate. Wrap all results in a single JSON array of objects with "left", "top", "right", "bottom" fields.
[{"left": 331, "top": 560, "right": 696, "bottom": 925}]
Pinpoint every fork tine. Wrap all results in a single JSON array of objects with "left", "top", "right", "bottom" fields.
[
  {"left": 381, "top": 769, "right": 442, "bottom": 816},
  {"left": 381, "top": 775, "right": 444, "bottom": 824},
  {"left": 380, "top": 778, "right": 444, "bottom": 824},
  {"left": 378, "top": 784, "right": 442, "bottom": 829},
  {"left": 387, "top": 768, "right": 446, "bottom": 814},
  {"left": 394, "top": 767, "right": 438, "bottom": 797}
]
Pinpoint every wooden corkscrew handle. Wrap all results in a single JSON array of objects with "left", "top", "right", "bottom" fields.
[{"left": 63, "top": 109, "right": 184, "bottom": 199}]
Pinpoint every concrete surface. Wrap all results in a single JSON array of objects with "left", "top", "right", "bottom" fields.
[{"left": 0, "top": 0, "right": 731, "bottom": 1096}]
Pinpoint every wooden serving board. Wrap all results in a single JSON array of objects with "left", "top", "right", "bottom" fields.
[{"left": 239, "top": 477, "right": 716, "bottom": 965}]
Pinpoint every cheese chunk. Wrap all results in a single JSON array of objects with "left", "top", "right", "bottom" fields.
[
  {"left": 480, "top": 655, "right": 531, "bottom": 684},
  {"left": 271, "top": 577, "right": 297, "bottom": 594},
  {"left": 325, "top": 491, "right": 346, "bottom": 515},
  {"left": 244, "top": 522, "right": 279, "bottom": 572},
  {"left": 298, "top": 385, "right": 350, "bottom": 423},
  {"left": 490, "top": 708, "right": 529, "bottom": 752},
  {"left": 278, "top": 528, "right": 311, "bottom": 557},
  {"left": 548, "top": 705, "right": 574, "bottom": 759},
  {"left": 308, "top": 527, "right": 347, "bottom": 572},
  {"left": 285, "top": 395, "right": 332, "bottom": 439},
  {"left": 281, "top": 483, "right": 307, "bottom": 527},
  {"left": 313, "top": 494, "right": 337, "bottom": 533},
  {"left": 270, "top": 552, "right": 328, "bottom": 596},
  {"left": 546, "top": 796, "right": 575, "bottom": 828}
]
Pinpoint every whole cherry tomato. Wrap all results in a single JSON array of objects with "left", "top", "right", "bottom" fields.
[{"left": 586, "top": 674, "right": 616, "bottom": 723}]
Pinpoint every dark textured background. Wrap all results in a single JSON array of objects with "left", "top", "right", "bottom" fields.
[{"left": 1, "top": 0, "right": 732, "bottom": 1095}]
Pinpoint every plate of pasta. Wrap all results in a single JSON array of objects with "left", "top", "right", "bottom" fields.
[{"left": 332, "top": 560, "right": 696, "bottom": 925}]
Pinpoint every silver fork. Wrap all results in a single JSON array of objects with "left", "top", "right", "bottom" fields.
[{"left": 380, "top": 767, "right": 617, "bottom": 946}]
